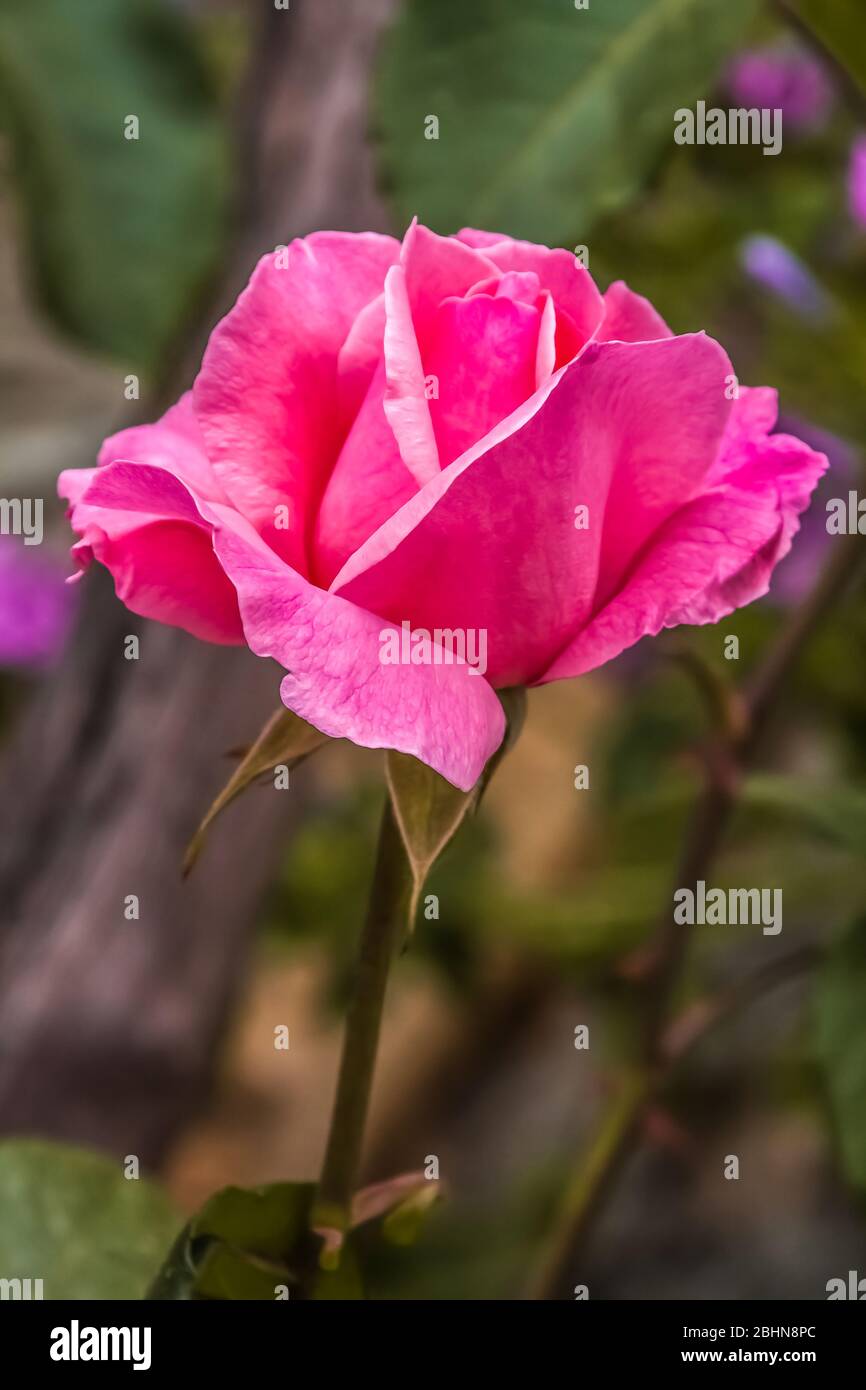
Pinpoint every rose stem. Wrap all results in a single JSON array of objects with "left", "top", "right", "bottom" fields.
[
  {"left": 526, "top": 531, "right": 866, "bottom": 1300},
  {"left": 312, "top": 796, "right": 413, "bottom": 1239}
]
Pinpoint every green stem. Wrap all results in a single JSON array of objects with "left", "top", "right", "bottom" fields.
[
  {"left": 312, "top": 798, "right": 413, "bottom": 1236},
  {"left": 526, "top": 943, "right": 824, "bottom": 1301},
  {"left": 525, "top": 531, "right": 866, "bottom": 1300},
  {"left": 526, "top": 1070, "right": 651, "bottom": 1301}
]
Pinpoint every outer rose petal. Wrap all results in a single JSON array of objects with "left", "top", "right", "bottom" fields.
[
  {"left": 714, "top": 385, "right": 779, "bottom": 475},
  {"left": 77, "top": 459, "right": 212, "bottom": 525},
  {"left": 212, "top": 525, "right": 505, "bottom": 791},
  {"left": 598, "top": 281, "right": 673, "bottom": 343},
  {"left": 590, "top": 335, "right": 733, "bottom": 604},
  {"left": 540, "top": 433, "right": 827, "bottom": 681},
  {"left": 193, "top": 231, "right": 400, "bottom": 575},
  {"left": 81, "top": 521, "right": 242, "bottom": 646},
  {"left": 59, "top": 417, "right": 243, "bottom": 645},
  {"left": 333, "top": 336, "right": 732, "bottom": 687},
  {"left": 454, "top": 229, "right": 511, "bottom": 250},
  {"left": 59, "top": 466, "right": 97, "bottom": 510},
  {"left": 97, "top": 392, "right": 229, "bottom": 502}
]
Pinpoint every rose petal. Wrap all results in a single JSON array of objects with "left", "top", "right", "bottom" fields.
[
  {"left": 334, "top": 336, "right": 732, "bottom": 686},
  {"left": 193, "top": 231, "right": 399, "bottom": 575},
  {"left": 424, "top": 291, "right": 541, "bottom": 468},
  {"left": 541, "top": 432, "right": 827, "bottom": 681},
  {"left": 213, "top": 524, "right": 505, "bottom": 791},
  {"left": 714, "top": 384, "right": 779, "bottom": 476},
  {"left": 336, "top": 291, "right": 387, "bottom": 434},
  {"left": 86, "top": 521, "right": 242, "bottom": 646},
  {"left": 59, "top": 416, "right": 244, "bottom": 644},
  {"left": 536, "top": 293, "right": 558, "bottom": 387},
  {"left": 598, "top": 281, "right": 674, "bottom": 343},
  {"left": 457, "top": 230, "right": 604, "bottom": 351},
  {"left": 454, "top": 228, "right": 511, "bottom": 250},
  {"left": 96, "top": 392, "right": 228, "bottom": 502},
  {"left": 400, "top": 221, "right": 499, "bottom": 345},
  {"left": 382, "top": 264, "right": 441, "bottom": 487},
  {"left": 313, "top": 355, "right": 420, "bottom": 588},
  {"left": 589, "top": 335, "right": 733, "bottom": 605}
]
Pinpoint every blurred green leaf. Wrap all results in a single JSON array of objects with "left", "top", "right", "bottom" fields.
[
  {"left": 0, "top": 0, "right": 229, "bottom": 367},
  {"left": 483, "top": 865, "right": 667, "bottom": 963},
  {"left": 620, "top": 774, "right": 866, "bottom": 859},
  {"left": 150, "top": 1182, "right": 309, "bottom": 1300},
  {"left": 184, "top": 709, "right": 329, "bottom": 877},
  {"left": 375, "top": 0, "right": 758, "bottom": 244},
  {"left": 0, "top": 1139, "right": 179, "bottom": 1299},
  {"left": 149, "top": 1181, "right": 363, "bottom": 1301},
  {"left": 193, "top": 1182, "right": 314, "bottom": 1257},
  {"left": 790, "top": 0, "right": 866, "bottom": 96},
  {"left": 815, "top": 915, "right": 866, "bottom": 1192},
  {"left": 738, "top": 774, "right": 866, "bottom": 854},
  {"left": 193, "top": 1242, "right": 292, "bottom": 1301}
]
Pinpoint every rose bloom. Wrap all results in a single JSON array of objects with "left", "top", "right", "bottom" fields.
[{"left": 60, "top": 223, "right": 825, "bottom": 789}]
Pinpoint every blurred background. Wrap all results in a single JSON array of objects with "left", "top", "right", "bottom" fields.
[{"left": 0, "top": 0, "right": 865, "bottom": 1299}]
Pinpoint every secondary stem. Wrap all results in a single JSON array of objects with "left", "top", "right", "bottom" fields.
[
  {"left": 525, "top": 1070, "right": 651, "bottom": 1301},
  {"left": 313, "top": 797, "right": 413, "bottom": 1236},
  {"left": 527, "top": 532, "right": 866, "bottom": 1300}
]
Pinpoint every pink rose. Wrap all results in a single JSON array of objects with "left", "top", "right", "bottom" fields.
[{"left": 59, "top": 223, "right": 826, "bottom": 790}]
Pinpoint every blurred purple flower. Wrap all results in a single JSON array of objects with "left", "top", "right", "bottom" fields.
[
  {"left": 848, "top": 135, "right": 866, "bottom": 230},
  {"left": 0, "top": 537, "right": 76, "bottom": 670},
  {"left": 770, "top": 419, "right": 859, "bottom": 606},
  {"left": 726, "top": 44, "right": 834, "bottom": 133},
  {"left": 739, "top": 235, "right": 835, "bottom": 324}
]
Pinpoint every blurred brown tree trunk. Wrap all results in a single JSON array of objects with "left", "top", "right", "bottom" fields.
[{"left": 0, "top": 0, "right": 396, "bottom": 1167}]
